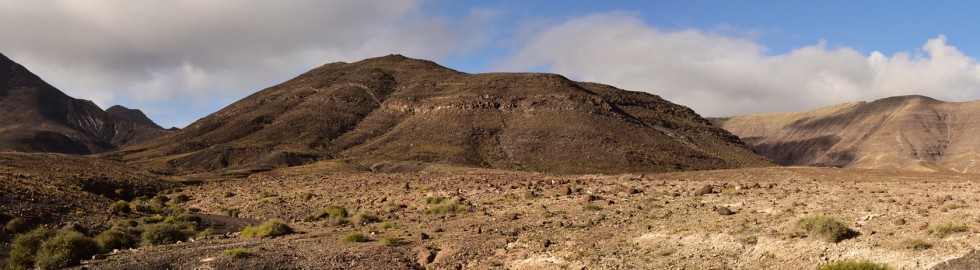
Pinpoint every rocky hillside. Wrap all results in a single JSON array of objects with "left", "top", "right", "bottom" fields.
[
  {"left": 712, "top": 95, "right": 980, "bottom": 172},
  {"left": 0, "top": 53, "right": 171, "bottom": 154},
  {"left": 116, "top": 54, "right": 771, "bottom": 175}
]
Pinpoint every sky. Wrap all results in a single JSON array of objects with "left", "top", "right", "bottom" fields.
[{"left": 3, "top": 1, "right": 980, "bottom": 128}]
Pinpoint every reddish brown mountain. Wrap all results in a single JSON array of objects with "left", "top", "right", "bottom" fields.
[
  {"left": 0, "top": 52, "right": 170, "bottom": 154},
  {"left": 712, "top": 95, "right": 980, "bottom": 172},
  {"left": 117, "top": 55, "right": 771, "bottom": 175}
]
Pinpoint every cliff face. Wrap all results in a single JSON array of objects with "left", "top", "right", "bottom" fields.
[
  {"left": 0, "top": 53, "right": 170, "bottom": 154},
  {"left": 117, "top": 55, "right": 771, "bottom": 175},
  {"left": 713, "top": 95, "right": 980, "bottom": 172}
]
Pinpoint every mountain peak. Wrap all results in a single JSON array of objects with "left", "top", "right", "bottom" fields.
[
  {"left": 119, "top": 55, "right": 771, "bottom": 175},
  {"left": 106, "top": 105, "right": 162, "bottom": 129}
]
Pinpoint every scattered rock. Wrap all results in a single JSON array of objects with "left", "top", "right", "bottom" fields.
[
  {"left": 560, "top": 186, "right": 572, "bottom": 196},
  {"left": 418, "top": 249, "right": 436, "bottom": 265},
  {"left": 715, "top": 206, "right": 734, "bottom": 215},
  {"left": 694, "top": 185, "right": 714, "bottom": 196},
  {"left": 894, "top": 218, "right": 906, "bottom": 226}
]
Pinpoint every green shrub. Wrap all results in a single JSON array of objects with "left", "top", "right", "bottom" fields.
[
  {"left": 241, "top": 220, "right": 293, "bottom": 238},
  {"left": 928, "top": 223, "right": 968, "bottom": 238},
  {"left": 323, "top": 205, "right": 348, "bottom": 218},
  {"left": 424, "top": 198, "right": 465, "bottom": 215},
  {"left": 109, "top": 200, "right": 131, "bottom": 214},
  {"left": 584, "top": 203, "right": 603, "bottom": 212},
  {"left": 381, "top": 236, "right": 405, "bottom": 247},
  {"left": 95, "top": 229, "right": 137, "bottom": 252},
  {"left": 797, "top": 215, "right": 855, "bottom": 243},
  {"left": 222, "top": 248, "right": 251, "bottom": 259},
  {"left": 140, "top": 223, "right": 185, "bottom": 246},
  {"left": 259, "top": 190, "right": 277, "bottom": 198},
  {"left": 304, "top": 205, "right": 348, "bottom": 222},
  {"left": 3, "top": 227, "right": 55, "bottom": 269},
  {"left": 141, "top": 215, "right": 165, "bottom": 224},
  {"left": 4, "top": 218, "right": 31, "bottom": 234},
  {"left": 172, "top": 194, "right": 190, "bottom": 203},
  {"left": 223, "top": 191, "right": 236, "bottom": 198},
  {"left": 425, "top": 196, "right": 445, "bottom": 204},
  {"left": 817, "top": 260, "right": 892, "bottom": 270},
  {"left": 300, "top": 192, "right": 315, "bottom": 201},
  {"left": 199, "top": 227, "right": 216, "bottom": 237},
  {"left": 34, "top": 230, "right": 101, "bottom": 269},
  {"left": 352, "top": 212, "right": 381, "bottom": 225},
  {"left": 899, "top": 238, "right": 931, "bottom": 250},
  {"left": 379, "top": 221, "right": 399, "bottom": 230},
  {"left": 219, "top": 207, "right": 241, "bottom": 218},
  {"left": 342, "top": 232, "right": 370, "bottom": 243}
]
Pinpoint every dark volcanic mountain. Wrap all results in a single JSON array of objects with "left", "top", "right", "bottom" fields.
[
  {"left": 0, "top": 53, "right": 170, "bottom": 154},
  {"left": 107, "top": 105, "right": 163, "bottom": 129},
  {"left": 711, "top": 95, "right": 980, "bottom": 172},
  {"left": 117, "top": 55, "right": 772, "bottom": 175}
]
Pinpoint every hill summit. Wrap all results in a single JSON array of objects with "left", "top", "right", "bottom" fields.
[
  {"left": 712, "top": 95, "right": 980, "bottom": 172},
  {"left": 0, "top": 53, "right": 170, "bottom": 154},
  {"left": 117, "top": 54, "right": 771, "bottom": 175}
]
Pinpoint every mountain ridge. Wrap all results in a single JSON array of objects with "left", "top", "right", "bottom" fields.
[
  {"left": 116, "top": 54, "right": 772, "bottom": 175},
  {"left": 712, "top": 95, "right": 980, "bottom": 172},
  {"left": 0, "top": 52, "right": 171, "bottom": 154}
]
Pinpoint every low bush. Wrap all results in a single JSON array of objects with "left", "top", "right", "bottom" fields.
[
  {"left": 342, "top": 232, "right": 370, "bottom": 243},
  {"left": 141, "top": 215, "right": 165, "bottom": 224},
  {"left": 817, "top": 260, "right": 892, "bottom": 270},
  {"left": 425, "top": 196, "right": 445, "bottom": 204},
  {"left": 3, "top": 227, "right": 55, "bottom": 269},
  {"left": 34, "top": 230, "right": 101, "bottom": 269},
  {"left": 222, "top": 248, "right": 251, "bottom": 259},
  {"left": 241, "top": 220, "right": 293, "bottom": 238},
  {"left": 172, "top": 194, "right": 190, "bottom": 203},
  {"left": 4, "top": 217, "right": 32, "bottom": 234},
  {"left": 223, "top": 191, "right": 236, "bottom": 198},
  {"left": 352, "top": 212, "right": 381, "bottom": 225},
  {"left": 304, "top": 205, "right": 348, "bottom": 222},
  {"left": 797, "top": 215, "right": 855, "bottom": 243},
  {"left": 379, "top": 221, "right": 399, "bottom": 230},
  {"left": 928, "top": 223, "right": 968, "bottom": 238},
  {"left": 584, "top": 203, "right": 603, "bottom": 212},
  {"left": 199, "top": 227, "right": 216, "bottom": 237},
  {"left": 424, "top": 198, "right": 465, "bottom": 215},
  {"left": 219, "top": 207, "right": 241, "bottom": 218},
  {"left": 899, "top": 238, "right": 931, "bottom": 250},
  {"left": 95, "top": 229, "right": 137, "bottom": 252},
  {"left": 109, "top": 200, "right": 131, "bottom": 214},
  {"left": 141, "top": 223, "right": 185, "bottom": 246},
  {"left": 259, "top": 190, "right": 278, "bottom": 198},
  {"left": 382, "top": 236, "right": 405, "bottom": 247}
]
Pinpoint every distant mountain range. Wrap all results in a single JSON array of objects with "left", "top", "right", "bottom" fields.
[
  {"left": 113, "top": 54, "right": 772, "bottom": 175},
  {"left": 712, "top": 95, "right": 980, "bottom": 172},
  {"left": 0, "top": 53, "right": 170, "bottom": 154}
]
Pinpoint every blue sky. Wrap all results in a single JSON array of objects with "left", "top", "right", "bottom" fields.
[{"left": 3, "top": 0, "right": 980, "bottom": 128}]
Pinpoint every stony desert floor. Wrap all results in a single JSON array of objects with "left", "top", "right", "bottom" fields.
[{"left": 71, "top": 166, "right": 980, "bottom": 270}]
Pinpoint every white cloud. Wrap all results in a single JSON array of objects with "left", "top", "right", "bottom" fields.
[
  {"left": 0, "top": 0, "right": 488, "bottom": 127},
  {"left": 500, "top": 13, "right": 980, "bottom": 117}
]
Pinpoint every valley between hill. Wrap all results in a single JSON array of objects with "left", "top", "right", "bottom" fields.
[{"left": 36, "top": 166, "right": 980, "bottom": 270}]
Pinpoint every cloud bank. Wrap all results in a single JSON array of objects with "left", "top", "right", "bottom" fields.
[
  {"left": 500, "top": 13, "right": 980, "bottom": 117},
  {"left": 0, "top": 0, "right": 488, "bottom": 127}
]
